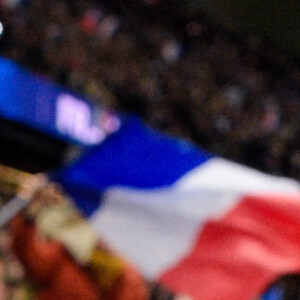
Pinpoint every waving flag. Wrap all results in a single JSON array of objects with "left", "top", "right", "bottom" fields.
[{"left": 52, "top": 115, "right": 300, "bottom": 300}]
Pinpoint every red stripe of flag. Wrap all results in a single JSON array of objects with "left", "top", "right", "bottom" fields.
[{"left": 159, "top": 194, "right": 300, "bottom": 299}]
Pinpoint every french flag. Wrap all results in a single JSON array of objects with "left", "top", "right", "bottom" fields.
[{"left": 52, "top": 115, "right": 300, "bottom": 300}]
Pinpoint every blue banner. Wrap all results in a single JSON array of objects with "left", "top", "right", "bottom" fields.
[{"left": 0, "top": 57, "right": 120, "bottom": 146}]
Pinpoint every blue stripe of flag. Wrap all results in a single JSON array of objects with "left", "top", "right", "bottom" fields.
[{"left": 51, "top": 115, "right": 211, "bottom": 216}]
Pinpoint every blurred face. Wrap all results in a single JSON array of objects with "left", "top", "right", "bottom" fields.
[
  {"left": 26, "top": 183, "right": 66, "bottom": 218},
  {"left": 34, "top": 183, "right": 65, "bottom": 206}
]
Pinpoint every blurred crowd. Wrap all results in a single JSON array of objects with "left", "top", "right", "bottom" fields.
[
  {"left": 0, "top": 0, "right": 300, "bottom": 181},
  {"left": 0, "top": 166, "right": 33, "bottom": 300},
  {"left": 0, "top": 229, "right": 33, "bottom": 300}
]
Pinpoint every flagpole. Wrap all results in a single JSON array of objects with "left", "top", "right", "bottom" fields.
[
  {"left": 0, "top": 196, "right": 29, "bottom": 227},
  {"left": 0, "top": 173, "right": 48, "bottom": 227}
]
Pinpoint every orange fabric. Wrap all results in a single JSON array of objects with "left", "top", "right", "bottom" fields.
[
  {"left": 10, "top": 215, "right": 100, "bottom": 300},
  {"left": 10, "top": 214, "right": 148, "bottom": 300}
]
